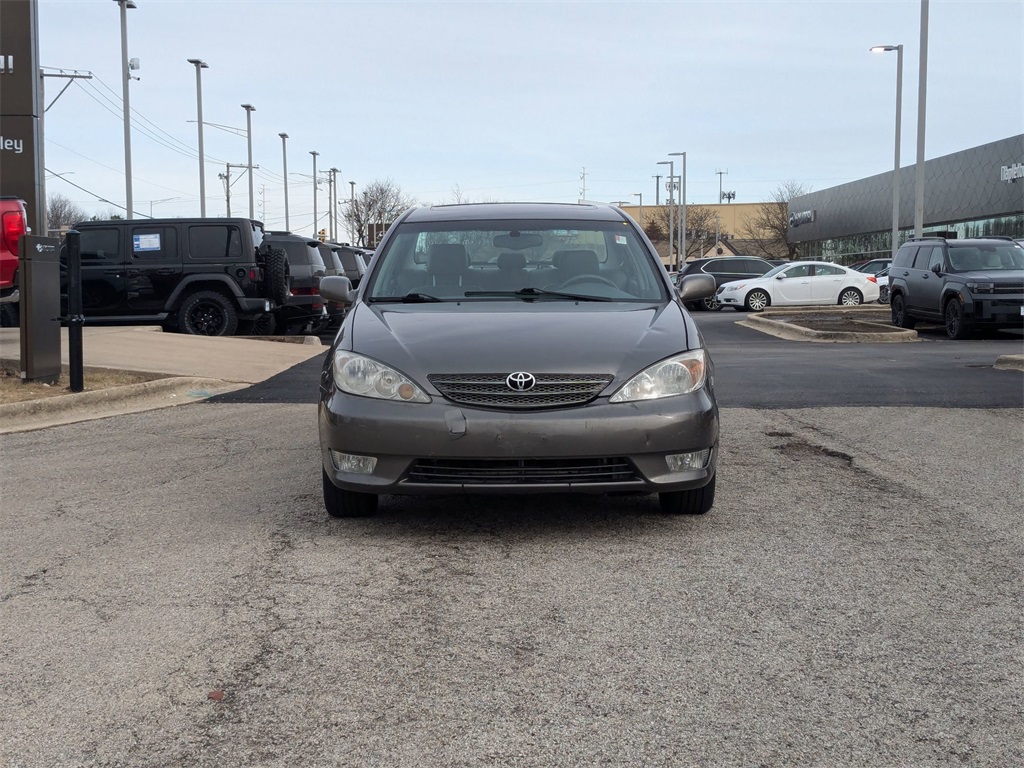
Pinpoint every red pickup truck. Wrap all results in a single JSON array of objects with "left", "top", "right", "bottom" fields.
[{"left": 0, "top": 196, "right": 28, "bottom": 325}]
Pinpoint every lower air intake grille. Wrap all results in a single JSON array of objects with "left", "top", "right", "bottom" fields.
[
  {"left": 428, "top": 373, "right": 613, "bottom": 409},
  {"left": 406, "top": 457, "right": 638, "bottom": 486}
]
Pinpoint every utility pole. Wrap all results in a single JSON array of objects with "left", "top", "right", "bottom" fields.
[
  {"left": 717, "top": 169, "right": 728, "bottom": 202},
  {"left": 652, "top": 175, "right": 661, "bottom": 205},
  {"left": 579, "top": 166, "right": 587, "bottom": 200},
  {"left": 221, "top": 162, "right": 251, "bottom": 217}
]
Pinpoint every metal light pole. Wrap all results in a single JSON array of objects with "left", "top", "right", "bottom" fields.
[
  {"left": 241, "top": 104, "right": 255, "bottom": 218},
  {"left": 915, "top": 0, "right": 929, "bottom": 238},
  {"left": 657, "top": 160, "right": 674, "bottom": 269},
  {"left": 149, "top": 197, "right": 179, "bottom": 217},
  {"left": 187, "top": 58, "right": 208, "bottom": 217},
  {"left": 329, "top": 167, "right": 339, "bottom": 242},
  {"left": 114, "top": 0, "right": 137, "bottom": 219},
  {"left": 349, "top": 180, "right": 356, "bottom": 245},
  {"left": 670, "top": 152, "right": 686, "bottom": 268},
  {"left": 310, "top": 150, "right": 320, "bottom": 237},
  {"left": 279, "top": 133, "right": 289, "bottom": 231},
  {"left": 632, "top": 192, "right": 643, "bottom": 231},
  {"left": 871, "top": 44, "right": 904, "bottom": 257}
]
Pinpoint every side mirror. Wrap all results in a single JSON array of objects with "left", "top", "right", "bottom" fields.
[
  {"left": 930, "top": 263, "right": 942, "bottom": 275},
  {"left": 775, "top": 274, "right": 785, "bottom": 279},
  {"left": 319, "top": 275, "right": 355, "bottom": 303},
  {"left": 677, "top": 273, "right": 716, "bottom": 302}
]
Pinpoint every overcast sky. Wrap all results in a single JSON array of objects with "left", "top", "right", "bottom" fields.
[{"left": 38, "top": 0, "right": 1024, "bottom": 237}]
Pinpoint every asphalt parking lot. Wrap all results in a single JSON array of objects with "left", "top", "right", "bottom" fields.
[{"left": 1, "top": 312, "right": 1022, "bottom": 767}]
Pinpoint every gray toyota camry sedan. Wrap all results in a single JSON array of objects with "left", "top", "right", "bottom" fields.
[{"left": 318, "top": 202, "right": 720, "bottom": 518}]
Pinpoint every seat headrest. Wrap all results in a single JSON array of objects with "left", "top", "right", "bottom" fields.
[
  {"left": 553, "top": 249, "right": 599, "bottom": 273},
  {"left": 428, "top": 243, "right": 468, "bottom": 276},
  {"left": 497, "top": 252, "right": 527, "bottom": 270}
]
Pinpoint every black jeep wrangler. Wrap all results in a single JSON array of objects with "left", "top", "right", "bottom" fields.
[
  {"left": 64, "top": 217, "right": 290, "bottom": 336},
  {"left": 888, "top": 236, "right": 1024, "bottom": 339}
]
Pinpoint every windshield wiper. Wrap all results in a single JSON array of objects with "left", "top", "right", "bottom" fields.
[
  {"left": 371, "top": 292, "right": 445, "bottom": 303},
  {"left": 464, "top": 287, "right": 612, "bottom": 302}
]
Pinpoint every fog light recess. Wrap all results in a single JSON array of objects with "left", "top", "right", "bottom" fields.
[
  {"left": 666, "top": 449, "right": 711, "bottom": 472},
  {"left": 330, "top": 450, "right": 377, "bottom": 474}
]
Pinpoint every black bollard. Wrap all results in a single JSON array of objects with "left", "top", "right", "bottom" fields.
[{"left": 65, "top": 229, "right": 84, "bottom": 393}]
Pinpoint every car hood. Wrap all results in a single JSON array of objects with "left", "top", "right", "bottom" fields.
[
  {"left": 953, "top": 269, "right": 1024, "bottom": 282},
  {"left": 344, "top": 301, "right": 697, "bottom": 382}
]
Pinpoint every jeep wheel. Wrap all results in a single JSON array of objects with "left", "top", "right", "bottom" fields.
[
  {"left": 262, "top": 246, "right": 290, "bottom": 306},
  {"left": 877, "top": 286, "right": 890, "bottom": 304},
  {"left": 944, "top": 297, "right": 972, "bottom": 340},
  {"left": 323, "top": 469, "right": 378, "bottom": 518},
  {"left": 659, "top": 474, "right": 716, "bottom": 515},
  {"left": 745, "top": 289, "right": 770, "bottom": 312},
  {"left": 178, "top": 290, "right": 238, "bottom": 336},
  {"left": 891, "top": 294, "right": 916, "bottom": 329},
  {"left": 838, "top": 288, "right": 863, "bottom": 306}
]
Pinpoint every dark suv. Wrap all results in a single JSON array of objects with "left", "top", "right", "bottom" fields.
[
  {"left": 266, "top": 232, "right": 328, "bottom": 334},
  {"left": 888, "top": 236, "right": 1024, "bottom": 339},
  {"left": 65, "top": 218, "right": 289, "bottom": 336},
  {"left": 675, "top": 256, "right": 776, "bottom": 310}
]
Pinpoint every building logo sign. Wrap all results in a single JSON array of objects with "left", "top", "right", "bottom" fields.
[
  {"left": 789, "top": 209, "right": 816, "bottom": 227},
  {"left": 1000, "top": 162, "right": 1023, "bottom": 183}
]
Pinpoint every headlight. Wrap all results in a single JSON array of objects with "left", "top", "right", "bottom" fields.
[
  {"left": 610, "top": 349, "right": 708, "bottom": 403},
  {"left": 723, "top": 283, "right": 744, "bottom": 292},
  {"left": 966, "top": 282, "right": 994, "bottom": 293},
  {"left": 331, "top": 352, "right": 430, "bottom": 402}
]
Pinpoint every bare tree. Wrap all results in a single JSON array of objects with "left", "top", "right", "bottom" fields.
[
  {"left": 647, "top": 204, "right": 724, "bottom": 261},
  {"left": 46, "top": 193, "right": 87, "bottom": 233},
  {"left": 739, "top": 180, "right": 810, "bottom": 259},
  {"left": 342, "top": 179, "right": 415, "bottom": 248}
]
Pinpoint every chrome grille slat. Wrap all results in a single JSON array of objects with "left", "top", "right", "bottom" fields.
[{"left": 428, "top": 373, "right": 613, "bottom": 409}]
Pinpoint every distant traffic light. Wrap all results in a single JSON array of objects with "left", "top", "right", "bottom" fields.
[{"left": 318, "top": 228, "right": 327, "bottom": 242}]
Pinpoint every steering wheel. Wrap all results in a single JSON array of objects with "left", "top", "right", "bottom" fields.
[{"left": 556, "top": 274, "right": 620, "bottom": 290}]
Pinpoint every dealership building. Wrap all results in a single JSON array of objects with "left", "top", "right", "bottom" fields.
[{"left": 787, "top": 134, "right": 1024, "bottom": 264}]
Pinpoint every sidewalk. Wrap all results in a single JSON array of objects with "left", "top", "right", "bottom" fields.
[{"left": 0, "top": 326, "right": 327, "bottom": 433}]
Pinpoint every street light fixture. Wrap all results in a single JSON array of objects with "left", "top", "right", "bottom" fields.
[
  {"left": 310, "top": 150, "right": 320, "bottom": 237},
  {"left": 187, "top": 58, "right": 208, "bottom": 217},
  {"left": 241, "top": 104, "right": 256, "bottom": 218},
  {"left": 631, "top": 193, "right": 643, "bottom": 230},
  {"left": 669, "top": 152, "right": 687, "bottom": 269},
  {"left": 149, "top": 197, "right": 179, "bottom": 217},
  {"left": 279, "top": 133, "right": 289, "bottom": 231},
  {"left": 656, "top": 160, "right": 674, "bottom": 269},
  {"left": 113, "top": 0, "right": 137, "bottom": 219},
  {"left": 871, "top": 44, "right": 904, "bottom": 257}
]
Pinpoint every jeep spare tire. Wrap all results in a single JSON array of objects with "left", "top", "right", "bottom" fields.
[{"left": 262, "top": 246, "right": 290, "bottom": 306}]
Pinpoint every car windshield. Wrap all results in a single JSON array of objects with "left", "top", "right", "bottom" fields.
[
  {"left": 947, "top": 243, "right": 1024, "bottom": 272},
  {"left": 366, "top": 219, "right": 666, "bottom": 302}
]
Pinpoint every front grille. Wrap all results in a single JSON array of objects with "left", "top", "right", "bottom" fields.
[
  {"left": 405, "top": 457, "right": 638, "bottom": 486},
  {"left": 428, "top": 373, "right": 613, "bottom": 409},
  {"left": 991, "top": 284, "right": 1024, "bottom": 295}
]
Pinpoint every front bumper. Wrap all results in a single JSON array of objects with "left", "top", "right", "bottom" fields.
[
  {"left": 0, "top": 287, "right": 19, "bottom": 304},
  {"left": 319, "top": 386, "right": 719, "bottom": 496}
]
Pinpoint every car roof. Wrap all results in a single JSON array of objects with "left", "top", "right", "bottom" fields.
[{"left": 400, "top": 202, "right": 628, "bottom": 224}]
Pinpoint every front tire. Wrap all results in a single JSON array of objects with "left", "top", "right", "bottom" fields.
[
  {"left": 238, "top": 312, "right": 277, "bottom": 336},
  {"left": 178, "top": 290, "right": 238, "bottom": 336},
  {"left": 891, "top": 294, "right": 916, "bottom": 329},
  {"left": 745, "top": 289, "right": 770, "bottom": 312},
  {"left": 323, "top": 469, "right": 378, "bottom": 518},
  {"left": 944, "top": 297, "right": 972, "bottom": 340},
  {"left": 702, "top": 294, "right": 722, "bottom": 311},
  {"left": 839, "top": 288, "right": 863, "bottom": 306},
  {"left": 659, "top": 474, "right": 716, "bottom": 515}
]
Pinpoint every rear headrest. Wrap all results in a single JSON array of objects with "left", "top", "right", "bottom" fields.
[
  {"left": 553, "top": 249, "right": 599, "bottom": 273},
  {"left": 497, "top": 252, "right": 527, "bottom": 270},
  {"left": 428, "top": 243, "right": 468, "bottom": 276}
]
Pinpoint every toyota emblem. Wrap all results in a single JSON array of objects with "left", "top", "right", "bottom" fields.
[{"left": 506, "top": 371, "right": 536, "bottom": 391}]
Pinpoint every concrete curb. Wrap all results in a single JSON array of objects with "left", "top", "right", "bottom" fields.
[
  {"left": 994, "top": 355, "right": 1024, "bottom": 371},
  {"left": 0, "top": 376, "right": 249, "bottom": 435},
  {"left": 740, "top": 312, "right": 919, "bottom": 343}
]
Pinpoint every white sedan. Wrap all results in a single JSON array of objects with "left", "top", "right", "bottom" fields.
[{"left": 716, "top": 260, "right": 880, "bottom": 311}]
